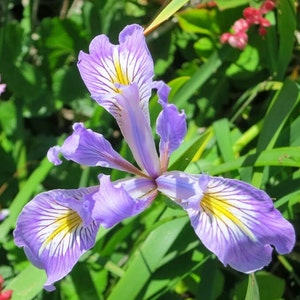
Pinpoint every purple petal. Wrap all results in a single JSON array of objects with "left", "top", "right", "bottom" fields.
[
  {"left": 156, "top": 171, "right": 206, "bottom": 209},
  {"left": 47, "top": 123, "right": 142, "bottom": 175},
  {"left": 156, "top": 103, "right": 186, "bottom": 170},
  {"left": 113, "top": 84, "right": 161, "bottom": 177},
  {"left": 14, "top": 187, "right": 100, "bottom": 291},
  {"left": 91, "top": 175, "right": 153, "bottom": 228},
  {"left": 152, "top": 80, "right": 170, "bottom": 104},
  {"left": 47, "top": 145, "right": 62, "bottom": 166},
  {"left": 183, "top": 175, "right": 295, "bottom": 273},
  {"left": 116, "top": 176, "right": 158, "bottom": 201},
  {"left": 77, "top": 24, "right": 154, "bottom": 117}
]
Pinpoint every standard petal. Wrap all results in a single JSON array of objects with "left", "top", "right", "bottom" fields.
[
  {"left": 14, "top": 187, "right": 100, "bottom": 291},
  {"left": 152, "top": 80, "right": 170, "bottom": 105},
  {"left": 47, "top": 123, "right": 143, "bottom": 176},
  {"left": 183, "top": 175, "right": 295, "bottom": 273},
  {"left": 90, "top": 175, "right": 153, "bottom": 228},
  {"left": 156, "top": 103, "right": 187, "bottom": 171},
  {"left": 77, "top": 24, "right": 154, "bottom": 115},
  {"left": 113, "top": 84, "right": 161, "bottom": 177}
]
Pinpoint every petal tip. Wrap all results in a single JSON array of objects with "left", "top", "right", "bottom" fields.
[{"left": 47, "top": 146, "right": 62, "bottom": 165}]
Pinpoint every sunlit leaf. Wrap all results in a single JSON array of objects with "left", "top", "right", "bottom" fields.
[{"left": 144, "top": 0, "right": 189, "bottom": 35}]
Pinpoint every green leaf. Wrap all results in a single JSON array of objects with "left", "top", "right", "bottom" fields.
[
  {"left": 52, "top": 65, "right": 87, "bottom": 103},
  {"left": 0, "top": 100, "right": 17, "bottom": 135},
  {"left": 0, "top": 22, "right": 23, "bottom": 70},
  {"left": 276, "top": 0, "right": 296, "bottom": 79},
  {"left": 213, "top": 118, "right": 235, "bottom": 162},
  {"left": 215, "top": 0, "right": 248, "bottom": 9},
  {"left": 107, "top": 215, "right": 188, "bottom": 300},
  {"left": 168, "top": 76, "right": 190, "bottom": 102},
  {"left": 226, "top": 45, "right": 260, "bottom": 77},
  {"left": 0, "top": 157, "right": 53, "bottom": 241},
  {"left": 176, "top": 8, "right": 220, "bottom": 36},
  {"left": 39, "top": 17, "right": 87, "bottom": 71},
  {"left": 194, "top": 37, "right": 215, "bottom": 59},
  {"left": 169, "top": 128, "right": 213, "bottom": 171},
  {"left": 234, "top": 271, "right": 286, "bottom": 300},
  {"left": 257, "top": 79, "right": 299, "bottom": 152},
  {"left": 69, "top": 262, "right": 102, "bottom": 300},
  {"left": 4, "top": 264, "right": 46, "bottom": 300},
  {"left": 245, "top": 274, "right": 260, "bottom": 300},
  {"left": 201, "top": 147, "right": 300, "bottom": 175},
  {"left": 144, "top": 0, "right": 189, "bottom": 35},
  {"left": 172, "top": 46, "right": 236, "bottom": 109},
  {"left": 195, "top": 259, "right": 224, "bottom": 300}
]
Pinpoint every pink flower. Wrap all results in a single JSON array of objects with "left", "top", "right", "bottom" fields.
[
  {"left": 0, "top": 276, "right": 13, "bottom": 300},
  {"left": 243, "top": 7, "right": 263, "bottom": 25},
  {"left": 243, "top": 6, "right": 271, "bottom": 35},
  {"left": 0, "top": 77, "right": 6, "bottom": 96},
  {"left": 220, "top": 18, "right": 249, "bottom": 50},
  {"left": 220, "top": 31, "right": 248, "bottom": 50},
  {"left": 220, "top": 0, "right": 275, "bottom": 49},
  {"left": 232, "top": 18, "right": 249, "bottom": 33},
  {"left": 260, "top": 0, "right": 275, "bottom": 14}
]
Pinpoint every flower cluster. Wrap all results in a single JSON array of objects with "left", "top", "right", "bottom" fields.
[
  {"left": 14, "top": 24, "right": 295, "bottom": 291},
  {"left": 220, "top": 0, "right": 275, "bottom": 49},
  {"left": 0, "top": 276, "right": 12, "bottom": 300}
]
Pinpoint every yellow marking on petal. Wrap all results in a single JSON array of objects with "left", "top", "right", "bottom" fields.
[
  {"left": 111, "top": 50, "right": 130, "bottom": 93},
  {"left": 114, "top": 60, "right": 129, "bottom": 85},
  {"left": 201, "top": 193, "right": 257, "bottom": 242},
  {"left": 39, "top": 209, "right": 82, "bottom": 255}
]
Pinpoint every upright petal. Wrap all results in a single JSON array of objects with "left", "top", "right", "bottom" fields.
[
  {"left": 113, "top": 84, "right": 161, "bottom": 177},
  {"left": 153, "top": 81, "right": 187, "bottom": 170},
  {"left": 181, "top": 175, "right": 295, "bottom": 273},
  {"left": 14, "top": 187, "right": 100, "bottom": 291},
  {"left": 77, "top": 24, "right": 154, "bottom": 118},
  {"left": 90, "top": 175, "right": 154, "bottom": 228},
  {"left": 156, "top": 103, "right": 186, "bottom": 171},
  {"left": 47, "top": 123, "right": 143, "bottom": 176}
]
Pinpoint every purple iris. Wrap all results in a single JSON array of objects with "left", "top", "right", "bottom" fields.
[{"left": 14, "top": 24, "right": 295, "bottom": 291}]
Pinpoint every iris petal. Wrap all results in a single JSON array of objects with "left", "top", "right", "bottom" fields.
[
  {"left": 113, "top": 84, "right": 161, "bottom": 177},
  {"left": 156, "top": 102, "right": 187, "bottom": 171},
  {"left": 185, "top": 175, "right": 295, "bottom": 273},
  {"left": 77, "top": 24, "right": 153, "bottom": 119},
  {"left": 156, "top": 171, "right": 206, "bottom": 205},
  {"left": 91, "top": 175, "right": 153, "bottom": 228},
  {"left": 14, "top": 187, "right": 100, "bottom": 291},
  {"left": 47, "top": 123, "right": 143, "bottom": 176},
  {"left": 153, "top": 81, "right": 187, "bottom": 170}
]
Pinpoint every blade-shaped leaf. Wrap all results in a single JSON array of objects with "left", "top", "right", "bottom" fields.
[{"left": 144, "top": 0, "right": 189, "bottom": 35}]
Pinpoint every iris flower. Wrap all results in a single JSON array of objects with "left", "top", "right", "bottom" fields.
[{"left": 14, "top": 24, "right": 295, "bottom": 291}]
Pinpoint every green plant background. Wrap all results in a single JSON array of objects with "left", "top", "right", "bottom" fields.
[{"left": 0, "top": 0, "right": 299, "bottom": 299}]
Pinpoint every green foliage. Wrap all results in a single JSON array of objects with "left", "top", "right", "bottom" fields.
[{"left": 0, "top": 0, "right": 299, "bottom": 299}]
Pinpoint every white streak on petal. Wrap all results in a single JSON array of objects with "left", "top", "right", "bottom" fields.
[
  {"left": 14, "top": 187, "right": 100, "bottom": 291},
  {"left": 185, "top": 175, "right": 295, "bottom": 273}
]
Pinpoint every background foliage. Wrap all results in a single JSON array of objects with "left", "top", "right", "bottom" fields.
[{"left": 0, "top": 0, "right": 299, "bottom": 299}]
